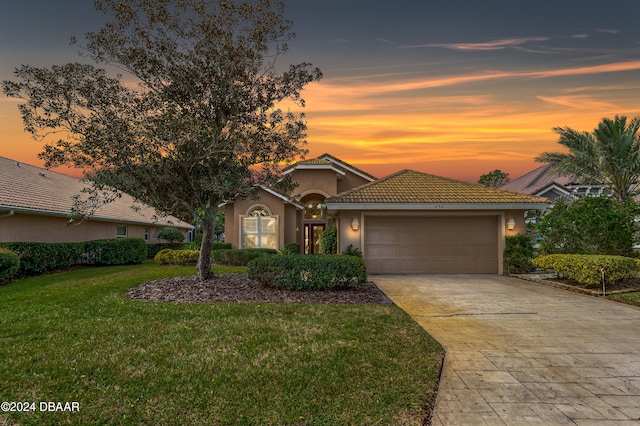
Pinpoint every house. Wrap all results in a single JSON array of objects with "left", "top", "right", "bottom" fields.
[
  {"left": 223, "top": 154, "right": 549, "bottom": 274},
  {"left": 0, "top": 156, "right": 194, "bottom": 244},
  {"left": 223, "top": 154, "right": 376, "bottom": 254},
  {"left": 500, "top": 164, "right": 610, "bottom": 201}
]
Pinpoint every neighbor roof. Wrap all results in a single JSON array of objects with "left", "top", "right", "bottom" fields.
[
  {"left": 499, "top": 164, "right": 577, "bottom": 196},
  {"left": 325, "top": 169, "right": 549, "bottom": 210},
  {"left": 0, "top": 156, "right": 193, "bottom": 228}
]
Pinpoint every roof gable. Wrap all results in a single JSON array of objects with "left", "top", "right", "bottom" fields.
[
  {"left": 0, "top": 156, "right": 193, "bottom": 228},
  {"left": 325, "top": 169, "right": 549, "bottom": 208},
  {"left": 283, "top": 153, "right": 376, "bottom": 182}
]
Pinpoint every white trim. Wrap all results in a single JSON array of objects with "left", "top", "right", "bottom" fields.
[
  {"left": 245, "top": 204, "right": 272, "bottom": 216},
  {"left": 282, "top": 164, "right": 347, "bottom": 176}
]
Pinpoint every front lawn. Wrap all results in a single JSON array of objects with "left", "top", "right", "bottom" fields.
[{"left": 0, "top": 261, "right": 442, "bottom": 425}]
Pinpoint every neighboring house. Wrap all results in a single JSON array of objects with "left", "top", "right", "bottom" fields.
[
  {"left": 0, "top": 156, "right": 194, "bottom": 244},
  {"left": 500, "top": 164, "right": 610, "bottom": 201},
  {"left": 224, "top": 154, "right": 548, "bottom": 275}
]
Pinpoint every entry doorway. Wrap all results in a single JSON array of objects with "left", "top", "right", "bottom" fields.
[{"left": 304, "top": 223, "right": 325, "bottom": 254}]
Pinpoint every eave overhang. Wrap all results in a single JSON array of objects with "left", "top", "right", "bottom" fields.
[
  {"left": 0, "top": 204, "right": 195, "bottom": 228},
  {"left": 324, "top": 202, "right": 550, "bottom": 211}
]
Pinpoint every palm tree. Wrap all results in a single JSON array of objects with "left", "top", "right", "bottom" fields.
[{"left": 536, "top": 115, "right": 640, "bottom": 203}]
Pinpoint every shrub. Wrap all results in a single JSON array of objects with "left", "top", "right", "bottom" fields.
[
  {"left": 83, "top": 238, "right": 148, "bottom": 265},
  {"left": 147, "top": 242, "right": 189, "bottom": 258},
  {"left": 0, "top": 248, "right": 20, "bottom": 283},
  {"left": 212, "top": 248, "right": 278, "bottom": 266},
  {"left": 247, "top": 254, "right": 367, "bottom": 290},
  {"left": 212, "top": 242, "right": 232, "bottom": 250},
  {"left": 536, "top": 196, "right": 638, "bottom": 256},
  {"left": 0, "top": 242, "right": 84, "bottom": 276},
  {"left": 156, "top": 227, "right": 185, "bottom": 243},
  {"left": 320, "top": 225, "right": 337, "bottom": 254},
  {"left": 504, "top": 234, "right": 536, "bottom": 274},
  {"left": 342, "top": 244, "right": 363, "bottom": 258},
  {"left": 154, "top": 249, "right": 200, "bottom": 265},
  {"left": 283, "top": 242, "right": 300, "bottom": 254},
  {"left": 533, "top": 254, "right": 640, "bottom": 287},
  {"left": 0, "top": 238, "right": 147, "bottom": 277}
]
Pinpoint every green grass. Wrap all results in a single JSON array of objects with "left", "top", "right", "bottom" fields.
[
  {"left": 0, "top": 261, "right": 442, "bottom": 425},
  {"left": 608, "top": 291, "right": 640, "bottom": 306}
]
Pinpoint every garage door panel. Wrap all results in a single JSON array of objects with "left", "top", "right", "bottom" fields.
[{"left": 364, "top": 216, "right": 498, "bottom": 274}]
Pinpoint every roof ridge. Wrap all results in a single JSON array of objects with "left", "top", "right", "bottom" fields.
[{"left": 326, "top": 168, "right": 549, "bottom": 205}]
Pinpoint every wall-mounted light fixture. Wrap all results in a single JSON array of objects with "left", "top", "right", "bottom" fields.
[
  {"left": 506, "top": 218, "right": 516, "bottom": 231},
  {"left": 351, "top": 218, "right": 360, "bottom": 231}
]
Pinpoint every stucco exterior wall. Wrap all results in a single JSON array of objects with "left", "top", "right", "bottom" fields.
[
  {"left": 337, "top": 173, "right": 372, "bottom": 194},
  {"left": 0, "top": 212, "right": 187, "bottom": 244},
  {"left": 223, "top": 189, "right": 299, "bottom": 250},
  {"left": 290, "top": 169, "right": 339, "bottom": 198},
  {"left": 329, "top": 209, "right": 528, "bottom": 275}
]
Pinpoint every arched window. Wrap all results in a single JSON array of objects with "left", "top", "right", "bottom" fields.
[
  {"left": 304, "top": 199, "right": 324, "bottom": 220},
  {"left": 241, "top": 206, "right": 278, "bottom": 249}
]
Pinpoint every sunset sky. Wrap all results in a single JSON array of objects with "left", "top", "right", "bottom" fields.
[{"left": 2, "top": 1, "right": 640, "bottom": 182}]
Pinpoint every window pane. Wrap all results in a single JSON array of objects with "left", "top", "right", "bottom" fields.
[
  {"left": 261, "top": 217, "right": 276, "bottom": 233},
  {"left": 116, "top": 225, "right": 127, "bottom": 238},
  {"left": 261, "top": 234, "right": 277, "bottom": 249},
  {"left": 242, "top": 217, "right": 258, "bottom": 233},
  {"left": 243, "top": 235, "right": 259, "bottom": 249}
]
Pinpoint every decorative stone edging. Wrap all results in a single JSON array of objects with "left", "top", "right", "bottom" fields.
[{"left": 511, "top": 274, "right": 638, "bottom": 297}]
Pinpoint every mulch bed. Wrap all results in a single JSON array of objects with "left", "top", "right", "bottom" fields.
[{"left": 126, "top": 274, "right": 394, "bottom": 304}]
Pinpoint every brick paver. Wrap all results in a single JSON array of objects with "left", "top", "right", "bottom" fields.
[{"left": 374, "top": 275, "right": 640, "bottom": 425}]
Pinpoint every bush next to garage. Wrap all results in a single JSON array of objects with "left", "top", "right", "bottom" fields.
[
  {"left": 212, "top": 248, "right": 278, "bottom": 266},
  {"left": 503, "top": 234, "right": 536, "bottom": 274},
  {"left": 247, "top": 254, "right": 368, "bottom": 290},
  {"left": 0, "top": 238, "right": 147, "bottom": 277},
  {"left": 154, "top": 249, "right": 200, "bottom": 265},
  {"left": 533, "top": 254, "right": 640, "bottom": 287},
  {"left": 0, "top": 248, "right": 20, "bottom": 283}
]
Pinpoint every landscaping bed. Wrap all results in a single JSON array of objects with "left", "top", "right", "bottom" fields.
[
  {"left": 516, "top": 273, "right": 640, "bottom": 296},
  {"left": 127, "top": 274, "right": 393, "bottom": 304}
]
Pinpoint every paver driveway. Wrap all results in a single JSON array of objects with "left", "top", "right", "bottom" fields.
[{"left": 374, "top": 275, "right": 640, "bottom": 425}]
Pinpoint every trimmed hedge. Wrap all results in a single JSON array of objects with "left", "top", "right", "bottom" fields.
[
  {"left": 212, "top": 248, "right": 278, "bottom": 266},
  {"left": 533, "top": 254, "right": 640, "bottom": 287},
  {"left": 0, "top": 238, "right": 147, "bottom": 277},
  {"left": 0, "top": 248, "right": 20, "bottom": 283},
  {"left": 247, "top": 254, "right": 367, "bottom": 290},
  {"left": 212, "top": 242, "right": 232, "bottom": 250},
  {"left": 154, "top": 249, "right": 200, "bottom": 265}
]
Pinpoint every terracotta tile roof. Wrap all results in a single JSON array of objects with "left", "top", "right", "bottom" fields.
[
  {"left": 0, "top": 156, "right": 193, "bottom": 228},
  {"left": 326, "top": 169, "right": 549, "bottom": 205},
  {"left": 500, "top": 164, "right": 576, "bottom": 195},
  {"left": 293, "top": 158, "right": 333, "bottom": 166}
]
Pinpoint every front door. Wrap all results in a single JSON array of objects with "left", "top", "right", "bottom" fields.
[{"left": 304, "top": 224, "right": 326, "bottom": 254}]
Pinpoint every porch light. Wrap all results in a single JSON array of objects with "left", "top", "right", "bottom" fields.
[
  {"left": 351, "top": 218, "right": 360, "bottom": 231},
  {"left": 506, "top": 218, "right": 516, "bottom": 230}
]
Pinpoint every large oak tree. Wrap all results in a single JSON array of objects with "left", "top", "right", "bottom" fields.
[{"left": 3, "top": 0, "right": 322, "bottom": 280}]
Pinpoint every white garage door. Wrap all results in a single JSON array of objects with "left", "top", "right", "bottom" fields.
[{"left": 364, "top": 216, "right": 499, "bottom": 274}]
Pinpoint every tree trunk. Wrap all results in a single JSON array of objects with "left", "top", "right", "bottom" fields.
[{"left": 197, "top": 207, "right": 217, "bottom": 281}]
